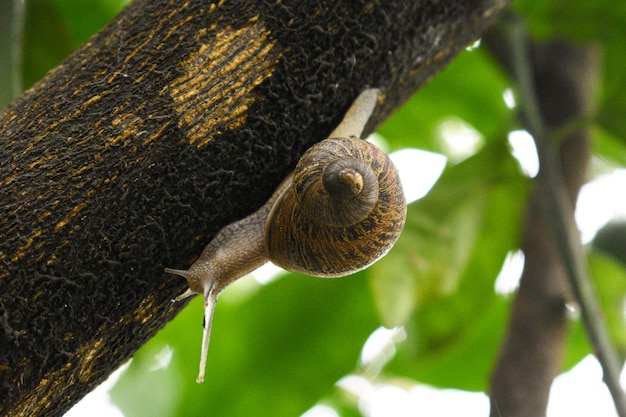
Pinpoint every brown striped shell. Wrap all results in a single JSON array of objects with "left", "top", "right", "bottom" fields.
[{"left": 265, "top": 136, "right": 406, "bottom": 277}]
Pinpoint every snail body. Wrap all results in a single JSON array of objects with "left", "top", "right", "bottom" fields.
[{"left": 165, "top": 88, "right": 406, "bottom": 383}]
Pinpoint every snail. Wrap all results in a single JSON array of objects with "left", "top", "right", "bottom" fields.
[{"left": 165, "top": 88, "right": 406, "bottom": 383}]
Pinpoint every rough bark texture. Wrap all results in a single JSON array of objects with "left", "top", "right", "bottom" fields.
[
  {"left": 0, "top": 0, "right": 509, "bottom": 415},
  {"left": 485, "top": 32, "right": 600, "bottom": 416}
]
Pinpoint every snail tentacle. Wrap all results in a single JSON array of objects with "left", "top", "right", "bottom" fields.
[
  {"left": 328, "top": 88, "right": 380, "bottom": 138},
  {"left": 196, "top": 281, "right": 218, "bottom": 383}
]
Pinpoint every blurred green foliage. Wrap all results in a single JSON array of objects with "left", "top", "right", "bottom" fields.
[{"left": 3, "top": 0, "right": 626, "bottom": 416}]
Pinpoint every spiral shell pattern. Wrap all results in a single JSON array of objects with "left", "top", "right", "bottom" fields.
[{"left": 265, "top": 137, "right": 406, "bottom": 277}]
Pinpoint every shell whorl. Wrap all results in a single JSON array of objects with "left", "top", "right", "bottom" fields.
[
  {"left": 294, "top": 138, "right": 380, "bottom": 226},
  {"left": 265, "top": 136, "right": 406, "bottom": 277}
]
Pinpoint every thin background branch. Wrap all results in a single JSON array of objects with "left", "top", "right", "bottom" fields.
[{"left": 509, "top": 14, "right": 626, "bottom": 416}]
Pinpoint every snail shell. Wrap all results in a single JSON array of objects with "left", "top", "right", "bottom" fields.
[
  {"left": 265, "top": 136, "right": 406, "bottom": 277},
  {"left": 165, "top": 88, "right": 406, "bottom": 383}
]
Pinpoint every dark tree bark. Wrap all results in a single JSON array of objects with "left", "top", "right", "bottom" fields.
[
  {"left": 485, "top": 29, "right": 600, "bottom": 416},
  {"left": 0, "top": 0, "right": 509, "bottom": 415}
]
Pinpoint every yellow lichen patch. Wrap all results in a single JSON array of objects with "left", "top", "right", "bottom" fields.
[
  {"left": 7, "top": 362, "right": 73, "bottom": 417},
  {"left": 69, "top": 163, "right": 96, "bottom": 178},
  {"left": 105, "top": 117, "right": 144, "bottom": 149},
  {"left": 53, "top": 194, "right": 92, "bottom": 233},
  {"left": 143, "top": 120, "right": 173, "bottom": 146},
  {"left": 169, "top": 17, "right": 283, "bottom": 148},
  {"left": 27, "top": 154, "right": 57, "bottom": 171},
  {"left": 133, "top": 294, "right": 157, "bottom": 325},
  {"left": 11, "top": 230, "right": 45, "bottom": 263},
  {"left": 103, "top": 171, "right": 120, "bottom": 185},
  {"left": 6, "top": 338, "right": 107, "bottom": 416},
  {"left": 82, "top": 94, "right": 103, "bottom": 107},
  {"left": 77, "top": 337, "right": 106, "bottom": 382},
  {"left": 1, "top": 172, "right": 18, "bottom": 187},
  {"left": 45, "top": 254, "right": 57, "bottom": 267},
  {"left": 45, "top": 239, "right": 70, "bottom": 267},
  {"left": 6, "top": 327, "right": 123, "bottom": 416},
  {"left": 162, "top": 13, "right": 195, "bottom": 43}
]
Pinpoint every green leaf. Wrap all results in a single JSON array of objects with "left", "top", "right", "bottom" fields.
[
  {"left": 597, "top": 37, "right": 626, "bottom": 143},
  {"left": 21, "top": 0, "right": 126, "bottom": 90},
  {"left": 592, "top": 126, "right": 626, "bottom": 167},
  {"left": 512, "top": 0, "right": 626, "bottom": 146},
  {"left": 112, "top": 273, "right": 380, "bottom": 417},
  {"left": 22, "top": 1, "right": 75, "bottom": 89},
  {"left": 48, "top": 0, "right": 128, "bottom": 46},
  {"left": 512, "top": 0, "right": 626, "bottom": 42},
  {"left": 369, "top": 191, "right": 486, "bottom": 328},
  {"left": 562, "top": 251, "right": 626, "bottom": 371},
  {"left": 378, "top": 46, "right": 512, "bottom": 154},
  {"left": 379, "top": 140, "right": 528, "bottom": 392},
  {"left": 589, "top": 251, "right": 626, "bottom": 357}
]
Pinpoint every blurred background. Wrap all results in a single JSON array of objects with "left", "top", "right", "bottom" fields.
[{"left": 2, "top": 0, "right": 626, "bottom": 416}]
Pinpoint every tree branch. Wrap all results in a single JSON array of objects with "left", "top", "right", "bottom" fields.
[
  {"left": 486, "top": 14, "right": 625, "bottom": 416},
  {"left": 0, "top": 0, "right": 509, "bottom": 415}
]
